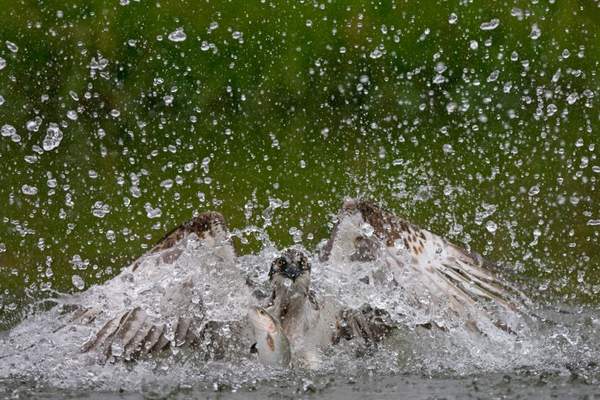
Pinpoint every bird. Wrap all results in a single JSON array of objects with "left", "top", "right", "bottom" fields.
[
  {"left": 266, "top": 247, "right": 392, "bottom": 368},
  {"left": 45, "top": 199, "right": 529, "bottom": 367}
]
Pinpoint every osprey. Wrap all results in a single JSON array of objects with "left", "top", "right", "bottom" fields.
[{"left": 59, "top": 199, "right": 527, "bottom": 366}]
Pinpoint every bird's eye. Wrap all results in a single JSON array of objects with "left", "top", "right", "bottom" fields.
[{"left": 258, "top": 309, "right": 264, "bottom": 315}]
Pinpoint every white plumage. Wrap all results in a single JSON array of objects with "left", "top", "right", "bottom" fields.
[{"left": 320, "top": 199, "right": 529, "bottom": 336}]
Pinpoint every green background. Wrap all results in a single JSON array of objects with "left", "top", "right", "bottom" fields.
[{"left": 0, "top": 0, "right": 598, "bottom": 329}]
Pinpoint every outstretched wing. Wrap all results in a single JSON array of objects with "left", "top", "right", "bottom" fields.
[
  {"left": 321, "top": 199, "right": 528, "bottom": 334},
  {"left": 79, "top": 211, "right": 238, "bottom": 362},
  {"left": 80, "top": 307, "right": 197, "bottom": 362},
  {"left": 132, "top": 211, "right": 235, "bottom": 271}
]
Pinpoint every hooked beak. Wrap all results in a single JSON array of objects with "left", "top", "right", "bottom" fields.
[{"left": 282, "top": 264, "right": 302, "bottom": 281}]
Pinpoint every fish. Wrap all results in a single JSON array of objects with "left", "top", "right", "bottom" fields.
[{"left": 247, "top": 306, "right": 291, "bottom": 368}]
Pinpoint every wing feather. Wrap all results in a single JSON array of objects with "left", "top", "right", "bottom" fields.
[
  {"left": 132, "top": 211, "right": 235, "bottom": 271},
  {"left": 81, "top": 311, "right": 128, "bottom": 354},
  {"left": 79, "top": 211, "right": 237, "bottom": 362},
  {"left": 323, "top": 199, "right": 529, "bottom": 334}
]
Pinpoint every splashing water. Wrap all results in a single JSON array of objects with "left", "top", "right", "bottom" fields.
[{"left": 1, "top": 226, "right": 598, "bottom": 394}]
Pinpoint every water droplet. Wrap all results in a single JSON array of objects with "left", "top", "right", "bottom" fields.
[
  {"left": 21, "top": 184, "right": 38, "bottom": 196},
  {"left": 552, "top": 69, "right": 561, "bottom": 82},
  {"left": 145, "top": 203, "right": 162, "bottom": 219},
  {"left": 160, "top": 179, "right": 174, "bottom": 189},
  {"left": 446, "top": 102, "right": 457, "bottom": 113},
  {"left": 570, "top": 195, "right": 580, "bottom": 206},
  {"left": 480, "top": 18, "right": 500, "bottom": 31},
  {"left": 42, "top": 123, "right": 63, "bottom": 151},
  {"left": 66, "top": 110, "right": 78, "bottom": 120},
  {"left": 0, "top": 57, "right": 6, "bottom": 70},
  {"left": 433, "top": 74, "right": 446, "bottom": 84},
  {"left": 1, "top": 124, "right": 16, "bottom": 137},
  {"left": 511, "top": 8, "right": 524, "bottom": 20},
  {"left": 442, "top": 143, "right": 454, "bottom": 154},
  {"left": 168, "top": 27, "right": 187, "bottom": 42},
  {"left": 485, "top": 220, "right": 497, "bottom": 234},
  {"left": 369, "top": 48, "right": 383, "bottom": 59},
  {"left": 288, "top": 227, "right": 303, "bottom": 243},
  {"left": 469, "top": 40, "right": 479, "bottom": 50},
  {"left": 475, "top": 203, "right": 497, "bottom": 225},
  {"left": 528, "top": 185, "right": 540, "bottom": 196},
  {"left": 487, "top": 70, "right": 500, "bottom": 82},
  {"left": 26, "top": 117, "right": 42, "bottom": 132},
  {"left": 435, "top": 62, "right": 447, "bottom": 73},
  {"left": 0, "top": 243, "right": 6, "bottom": 253},
  {"left": 91, "top": 201, "right": 111, "bottom": 218},
  {"left": 72, "top": 275, "right": 85, "bottom": 290},
  {"left": 448, "top": 13, "right": 458, "bottom": 24},
  {"left": 0, "top": 95, "right": 4, "bottom": 106},
  {"left": 24, "top": 155, "right": 38, "bottom": 164},
  {"left": 566, "top": 93, "right": 578, "bottom": 105},
  {"left": 360, "top": 223, "right": 375, "bottom": 237},
  {"left": 530, "top": 24, "right": 541, "bottom": 40},
  {"left": 130, "top": 185, "right": 141, "bottom": 198},
  {"left": 106, "top": 230, "right": 116, "bottom": 242},
  {"left": 5, "top": 41, "right": 18, "bottom": 53}
]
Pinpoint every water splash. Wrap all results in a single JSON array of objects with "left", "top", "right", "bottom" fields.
[{"left": 1, "top": 230, "right": 598, "bottom": 392}]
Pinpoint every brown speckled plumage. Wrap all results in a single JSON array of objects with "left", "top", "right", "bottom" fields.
[
  {"left": 80, "top": 211, "right": 239, "bottom": 362},
  {"left": 132, "top": 211, "right": 229, "bottom": 271},
  {"left": 321, "top": 199, "right": 429, "bottom": 261},
  {"left": 321, "top": 199, "right": 528, "bottom": 335}
]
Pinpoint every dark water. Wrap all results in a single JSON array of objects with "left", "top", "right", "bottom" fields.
[{"left": 3, "top": 373, "right": 600, "bottom": 400}]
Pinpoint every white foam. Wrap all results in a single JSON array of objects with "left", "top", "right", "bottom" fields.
[{"left": 0, "top": 233, "right": 598, "bottom": 390}]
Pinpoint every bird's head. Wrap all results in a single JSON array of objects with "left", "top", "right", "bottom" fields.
[{"left": 269, "top": 248, "right": 311, "bottom": 286}]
